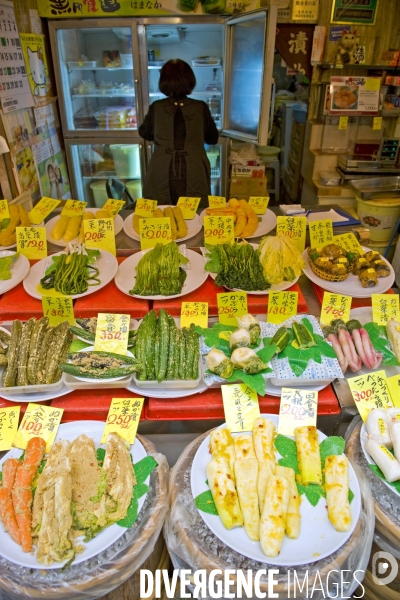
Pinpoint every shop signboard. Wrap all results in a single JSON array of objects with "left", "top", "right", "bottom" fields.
[{"left": 331, "top": 0, "right": 378, "bottom": 25}]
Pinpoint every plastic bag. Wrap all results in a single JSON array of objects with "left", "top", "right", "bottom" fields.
[{"left": 229, "top": 143, "right": 262, "bottom": 166}]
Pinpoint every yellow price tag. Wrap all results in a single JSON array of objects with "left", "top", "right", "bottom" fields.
[
  {"left": 348, "top": 370, "right": 392, "bottom": 422},
  {"left": 221, "top": 383, "right": 260, "bottom": 433},
  {"left": 248, "top": 196, "right": 269, "bottom": 215},
  {"left": 12, "top": 403, "right": 63, "bottom": 452},
  {"left": 16, "top": 226, "right": 47, "bottom": 259},
  {"left": 276, "top": 216, "right": 307, "bottom": 252},
  {"left": 61, "top": 199, "right": 87, "bottom": 217},
  {"left": 180, "top": 301, "right": 208, "bottom": 328},
  {"left": 208, "top": 196, "right": 226, "bottom": 209},
  {"left": 268, "top": 291, "right": 298, "bottom": 325},
  {"left": 0, "top": 199, "right": 10, "bottom": 222},
  {"left": 372, "top": 294, "right": 400, "bottom": 326},
  {"left": 338, "top": 116, "right": 348, "bottom": 130},
  {"left": 135, "top": 199, "right": 157, "bottom": 217},
  {"left": 320, "top": 292, "right": 352, "bottom": 327},
  {"left": 387, "top": 375, "right": 400, "bottom": 408},
  {"left": 309, "top": 219, "right": 334, "bottom": 248},
  {"left": 83, "top": 218, "right": 116, "bottom": 256},
  {"left": 278, "top": 388, "right": 318, "bottom": 436},
  {"left": 373, "top": 116, "right": 382, "bottom": 130},
  {"left": 217, "top": 291, "right": 248, "bottom": 326},
  {"left": 29, "top": 197, "right": 60, "bottom": 224},
  {"left": 101, "top": 397, "right": 144, "bottom": 444},
  {"left": 94, "top": 313, "right": 130, "bottom": 355},
  {"left": 204, "top": 215, "right": 234, "bottom": 246},
  {"left": 102, "top": 199, "right": 126, "bottom": 217},
  {"left": 139, "top": 217, "right": 172, "bottom": 250},
  {"left": 365, "top": 77, "right": 380, "bottom": 91},
  {"left": 334, "top": 232, "right": 363, "bottom": 254},
  {"left": 0, "top": 406, "right": 20, "bottom": 451},
  {"left": 42, "top": 296, "right": 75, "bottom": 326},
  {"left": 177, "top": 197, "right": 200, "bottom": 219}
]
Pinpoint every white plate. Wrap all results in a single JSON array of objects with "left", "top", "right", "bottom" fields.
[
  {"left": 0, "top": 383, "right": 72, "bottom": 403},
  {"left": 0, "top": 421, "right": 148, "bottom": 568},
  {"left": 360, "top": 423, "right": 400, "bottom": 498},
  {"left": 200, "top": 208, "right": 277, "bottom": 239},
  {"left": 0, "top": 251, "right": 30, "bottom": 295},
  {"left": 302, "top": 246, "right": 395, "bottom": 298},
  {"left": 191, "top": 413, "right": 362, "bottom": 566},
  {"left": 46, "top": 210, "right": 123, "bottom": 247},
  {"left": 69, "top": 346, "right": 135, "bottom": 383},
  {"left": 127, "top": 379, "right": 207, "bottom": 398},
  {"left": 115, "top": 247, "right": 209, "bottom": 300},
  {"left": 23, "top": 249, "right": 118, "bottom": 300},
  {"left": 123, "top": 207, "right": 202, "bottom": 243}
]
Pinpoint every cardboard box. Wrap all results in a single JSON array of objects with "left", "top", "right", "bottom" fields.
[
  {"left": 231, "top": 165, "right": 265, "bottom": 178},
  {"left": 229, "top": 177, "right": 268, "bottom": 196}
]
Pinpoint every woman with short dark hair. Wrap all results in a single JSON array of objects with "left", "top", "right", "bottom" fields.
[{"left": 139, "top": 59, "right": 219, "bottom": 207}]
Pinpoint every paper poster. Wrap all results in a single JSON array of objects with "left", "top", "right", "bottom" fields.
[
  {"left": 329, "top": 76, "right": 380, "bottom": 115},
  {"left": 20, "top": 33, "right": 52, "bottom": 106},
  {"left": 1, "top": 106, "right": 35, "bottom": 153},
  {"left": 14, "top": 146, "right": 39, "bottom": 194},
  {"left": 31, "top": 130, "right": 70, "bottom": 200}
]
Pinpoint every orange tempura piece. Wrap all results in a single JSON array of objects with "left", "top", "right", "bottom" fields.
[
  {"left": 2, "top": 458, "right": 20, "bottom": 491},
  {"left": 0, "top": 488, "right": 21, "bottom": 545},
  {"left": 12, "top": 437, "right": 46, "bottom": 552}
]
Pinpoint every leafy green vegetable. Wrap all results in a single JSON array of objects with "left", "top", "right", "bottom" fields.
[
  {"left": 195, "top": 323, "right": 236, "bottom": 354},
  {"left": 96, "top": 447, "right": 105, "bottom": 466},
  {"left": 256, "top": 344, "right": 277, "bottom": 364},
  {"left": 204, "top": 243, "right": 270, "bottom": 291},
  {"left": 130, "top": 242, "right": 188, "bottom": 296},
  {"left": 224, "top": 367, "right": 272, "bottom": 396},
  {"left": 134, "top": 456, "right": 158, "bottom": 484},
  {"left": 117, "top": 456, "right": 158, "bottom": 528},
  {"left": 364, "top": 322, "right": 399, "bottom": 366}
]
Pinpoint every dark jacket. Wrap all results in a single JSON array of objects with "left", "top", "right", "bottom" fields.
[{"left": 139, "top": 96, "right": 218, "bottom": 206}]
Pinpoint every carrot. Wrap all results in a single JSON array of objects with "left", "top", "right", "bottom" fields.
[
  {"left": 2, "top": 458, "right": 20, "bottom": 491},
  {"left": 0, "top": 487, "right": 21, "bottom": 545}
]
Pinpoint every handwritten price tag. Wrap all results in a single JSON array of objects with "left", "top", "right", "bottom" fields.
[
  {"left": 276, "top": 216, "right": 307, "bottom": 252},
  {"left": 372, "top": 294, "right": 400, "bottom": 326},
  {"left": 61, "top": 200, "right": 87, "bottom": 217},
  {"left": 309, "top": 219, "right": 334, "bottom": 249},
  {"left": 386, "top": 375, "right": 400, "bottom": 408},
  {"left": 83, "top": 218, "right": 116, "bottom": 256},
  {"left": 248, "top": 196, "right": 269, "bottom": 215},
  {"left": 320, "top": 292, "right": 352, "bottom": 327},
  {"left": 278, "top": 388, "right": 318, "bottom": 436},
  {"left": 373, "top": 116, "right": 382, "bottom": 130},
  {"left": 42, "top": 296, "right": 75, "bottom": 326},
  {"left": 334, "top": 232, "right": 363, "bottom": 254},
  {"left": 0, "top": 199, "right": 10, "bottom": 223},
  {"left": 102, "top": 199, "right": 125, "bottom": 217},
  {"left": 208, "top": 196, "right": 226, "bottom": 209},
  {"left": 217, "top": 291, "right": 248, "bottom": 326},
  {"left": 204, "top": 215, "right": 234, "bottom": 246},
  {"left": 13, "top": 403, "right": 63, "bottom": 452},
  {"left": 29, "top": 197, "right": 60, "bottom": 224},
  {"left": 95, "top": 313, "right": 130, "bottom": 355},
  {"left": 135, "top": 199, "right": 157, "bottom": 217},
  {"left": 180, "top": 301, "right": 208, "bottom": 328},
  {"left": 221, "top": 383, "right": 260, "bottom": 433},
  {"left": 0, "top": 406, "right": 20, "bottom": 451},
  {"left": 268, "top": 291, "right": 298, "bottom": 325},
  {"left": 177, "top": 197, "right": 200, "bottom": 219},
  {"left": 139, "top": 217, "right": 171, "bottom": 250},
  {"left": 348, "top": 370, "right": 393, "bottom": 421},
  {"left": 16, "top": 226, "right": 47, "bottom": 259},
  {"left": 101, "top": 397, "right": 144, "bottom": 444}
]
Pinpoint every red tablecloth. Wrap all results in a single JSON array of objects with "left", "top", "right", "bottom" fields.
[
  {"left": 50, "top": 389, "right": 147, "bottom": 421},
  {"left": 0, "top": 282, "right": 43, "bottom": 320},
  {"left": 311, "top": 282, "right": 395, "bottom": 308}
]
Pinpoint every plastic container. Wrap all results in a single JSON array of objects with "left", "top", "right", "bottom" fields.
[
  {"left": 67, "top": 60, "right": 97, "bottom": 68},
  {"left": 90, "top": 180, "right": 108, "bottom": 208},
  {"left": 258, "top": 145, "right": 281, "bottom": 164},
  {"left": 110, "top": 144, "right": 140, "bottom": 178},
  {"left": 126, "top": 179, "right": 142, "bottom": 201},
  {"left": 293, "top": 103, "right": 308, "bottom": 124},
  {"left": 319, "top": 170, "right": 341, "bottom": 186},
  {"left": 206, "top": 150, "right": 219, "bottom": 168},
  {"left": 120, "top": 53, "right": 133, "bottom": 67},
  {"left": 356, "top": 197, "right": 400, "bottom": 242}
]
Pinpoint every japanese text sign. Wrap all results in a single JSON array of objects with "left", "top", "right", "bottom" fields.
[
  {"left": 248, "top": 196, "right": 269, "bottom": 215},
  {"left": 95, "top": 313, "right": 130, "bottom": 355},
  {"left": 217, "top": 291, "right": 248, "bottom": 326},
  {"left": 180, "top": 302, "right": 208, "bottom": 328},
  {"left": 372, "top": 294, "right": 400, "bottom": 326},
  {"left": 102, "top": 199, "right": 125, "bottom": 216},
  {"left": 320, "top": 292, "right": 352, "bottom": 327},
  {"left": 278, "top": 388, "right": 318, "bottom": 436},
  {"left": 208, "top": 196, "right": 226, "bottom": 209},
  {"left": 309, "top": 219, "right": 334, "bottom": 248},
  {"left": 0, "top": 406, "right": 20, "bottom": 451},
  {"left": 42, "top": 296, "right": 75, "bottom": 326},
  {"left": 16, "top": 226, "right": 47, "bottom": 259},
  {"left": 338, "top": 116, "right": 348, "bottom": 130},
  {"left": 268, "top": 291, "right": 298, "bottom": 324},
  {"left": 276, "top": 216, "right": 307, "bottom": 252},
  {"left": 101, "top": 397, "right": 144, "bottom": 444},
  {"left": 139, "top": 217, "right": 172, "bottom": 250},
  {"left": 0, "top": 199, "right": 10, "bottom": 223},
  {"left": 61, "top": 200, "right": 87, "bottom": 217},
  {"left": 13, "top": 403, "right": 63, "bottom": 452},
  {"left": 221, "top": 383, "right": 260, "bottom": 433},
  {"left": 204, "top": 215, "right": 234, "bottom": 246},
  {"left": 29, "top": 197, "right": 60, "bottom": 224},
  {"left": 83, "top": 218, "right": 116, "bottom": 256},
  {"left": 348, "top": 370, "right": 393, "bottom": 421},
  {"left": 177, "top": 197, "right": 200, "bottom": 219},
  {"left": 135, "top": 199, "right": 157, "bottom": 217},
  {"left": 386, "top": 375, "right": 400, "bottom": 408},
  {"left": 334, "top": 232, "right": 363, "bottom": 254}
]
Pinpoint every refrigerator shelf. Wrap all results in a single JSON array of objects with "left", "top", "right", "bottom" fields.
[
  {"left": 67, "top": 65, "right": 133, "bottom": 71},
  {"left": 72, "top": 94, "right": 135, "bottom": 99}
]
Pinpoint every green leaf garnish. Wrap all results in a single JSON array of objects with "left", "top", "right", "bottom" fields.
[
  {"left": 275, "top": 434, "right": 300, "bottom": 474},
  {"left": 319, "top": 436, "right": 345, "bottom": 465},
  {"left": 116, "top": 457, "right": 158, "bottom": 528},
  {"left": 195, "top": 323, "right": 236, "bottom": 354},
  {"left": 369, "top": 463, "right": 400, "bottom": 493},
  {"left": 134, "top": 455, "right": 158, "bottom": 485},
  {"left": 194, "top": 490, "right": 219, "bottom": 515},
  {"left": 96, "top": 447, "right": 105, "bottom": 466},
  {"left": 348, "top": 488, "right": 354, "bottom": 503},
  {"left": 256, "top": 344, "right": 276, "bottom": 364}
]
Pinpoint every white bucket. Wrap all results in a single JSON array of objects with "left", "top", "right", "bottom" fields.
[
  {"left": 126, "top": 180, "right": 142, "bottom": 201},
  {"left": 90, "top": 180, "right": 108, "bottom": 208},
  {"left": 110, "top": 144, "right": 140, "bottom": 179}
]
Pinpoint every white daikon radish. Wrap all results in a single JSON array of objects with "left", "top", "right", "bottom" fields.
[
  {"left": 365, "top": 409, "right": 392, "bottom": 448},
  {"left": 388, "top": 418, "right": 400, "bottom": 464},
  {"left": 365, "top": 438, "right": 400, "bottom": 483}
]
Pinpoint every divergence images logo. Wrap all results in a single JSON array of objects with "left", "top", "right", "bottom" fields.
[{"left": 372, "top": 551, "right": 398, "bottom": 586}]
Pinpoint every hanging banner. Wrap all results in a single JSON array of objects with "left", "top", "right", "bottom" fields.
[
  {"left": 275, "top": 24, "right": 315, "bottom": 80},
  {"left": 20, "top": 33, "right": 52, "bottom": 106}
]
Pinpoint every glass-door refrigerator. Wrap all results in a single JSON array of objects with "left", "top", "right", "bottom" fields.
[{"left": 48, "top": 10, "right": 277, "bottom": 206}]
